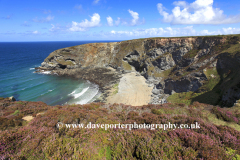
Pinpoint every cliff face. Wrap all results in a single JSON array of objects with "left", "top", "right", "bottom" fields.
[{"left": 39, "top": 35, "right": 240, "bottom": 107}]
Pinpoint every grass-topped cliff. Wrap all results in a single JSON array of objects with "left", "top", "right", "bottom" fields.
[
  {"left": 38, "top": 34, "right": 240, "bottom": 107},
  {"left": 1, "top": 97, "right": 240, "bottom": 159}
]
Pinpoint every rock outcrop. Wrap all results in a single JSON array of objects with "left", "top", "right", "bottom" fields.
[{"left": 38, "top": 35, "right": 240, "bottom": 107}]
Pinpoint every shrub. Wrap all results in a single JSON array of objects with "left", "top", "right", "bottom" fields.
[{"left": 212, "top": 106, "right": 239, "bottom": 123}]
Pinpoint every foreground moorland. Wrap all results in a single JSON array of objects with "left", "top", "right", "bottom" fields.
[{"left": 0, "top": 97, "right": 240, "bottom": 159}]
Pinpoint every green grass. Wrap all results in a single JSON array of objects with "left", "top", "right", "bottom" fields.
[
  {"left": 221, "top": 43, "right": 240, "bottom": 56},
  {"left": 145, "top": 34, "right": 229, "bottom": 40},
  {"left": 153, "top": 67, "right": 173, "bottom": 78},
  {"left": 167, "top": 92, "right": 199, "bottom": 105},
  {"left": 112, "top": 83, "right": 119, "bottom": 95},
  {"left": 167, "top": 67, "right": 221, "bottom": 105},
  {"left": 202, "top": 67, "right": 221, "bottom": 91},
  {"left": 225, "top": 148, "right": 240, "bottom": 160},
  {"left": 205, "top": 111, "right": 240, "bottom": 132},
  {"left": 56, "top": 59, "right": 74, "bottom": 66},
  {"left": 183, "top": 49, "right": 200, "bottom": 59},
  {"left": 122, "top": 61, "right": 132, "bottom": 70},
  {"left": 16, "top": 101, "right": 25, "bottom": 105},
  {"left": 11, "top": 110, "right": 20, "bottom": 115},
  {"left": 151, "top": 107, "right": 188, "bottom": 115}
]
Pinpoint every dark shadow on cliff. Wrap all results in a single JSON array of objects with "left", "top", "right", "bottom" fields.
[{"left": 192, "top": 51, "right": 240, "bottom": 107}]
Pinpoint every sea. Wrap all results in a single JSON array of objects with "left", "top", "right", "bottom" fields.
[{"left": 0, "top": 41, "right": 119, "bottom": 106}]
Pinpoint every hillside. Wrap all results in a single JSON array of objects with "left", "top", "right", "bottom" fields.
[
  {"left": 37, "top": 34, "right": 240, "bottom": 107},
  {"left": 0, "top": 97, "right": 240, "bottom": 159}
]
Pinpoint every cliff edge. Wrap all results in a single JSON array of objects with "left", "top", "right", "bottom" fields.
[{"left": 37, "top": 34, "right": 240, "bottom": 107}]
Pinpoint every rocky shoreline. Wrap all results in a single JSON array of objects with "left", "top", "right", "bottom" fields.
[
  {"left": 35, "top": 65, "right": 168, "bottom": 105},
  {"left": 35, "top": 66, "right": 124, "bottom": 103},
  {"left": 36, "top": 35, "right": 240, "bottom": 106}
]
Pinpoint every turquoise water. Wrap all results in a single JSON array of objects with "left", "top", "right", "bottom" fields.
[{"left": 0, "top": 41, "right": 118, "bottom": 106}]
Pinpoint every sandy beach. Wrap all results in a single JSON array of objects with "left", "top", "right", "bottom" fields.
[{"left": 106, "top": 72, "right": 153, "bottom": 106}]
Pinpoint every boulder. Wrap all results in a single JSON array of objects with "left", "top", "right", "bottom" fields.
[{"left": 8, "top": 96, "right": 16, "bottom": 101}]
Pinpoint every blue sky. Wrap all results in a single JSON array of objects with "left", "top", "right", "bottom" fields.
[{"left": 0, "top": 0, "right": 240, "bottom": 41}]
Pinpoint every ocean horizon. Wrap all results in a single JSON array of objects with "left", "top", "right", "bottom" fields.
[{"left": 0, "top": 41, "right": 120, "bottom": 106}]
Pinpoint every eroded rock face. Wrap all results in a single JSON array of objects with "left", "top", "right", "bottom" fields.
[
  {"left": 164, "top": 73, "right": 207, "bottom": 95},
  {"left": 222, "top": 86, "right": 240, "bottom": 107},
  {"left": 39, "top": 36, "right": 240, "bottom": 105}
]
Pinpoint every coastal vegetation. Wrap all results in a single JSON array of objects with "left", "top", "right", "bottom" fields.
[
  {"left": 112, "top": 83, "right": 119, "bottom": 95},
  {"left": 122, "top": 60, "right": 132, "bottom": 71},
  {"left": 2, "top": 34, "right": 240, "bottom": 159},
  {"left": 0, "top": 98, "right": 240, "bottom": 159}
]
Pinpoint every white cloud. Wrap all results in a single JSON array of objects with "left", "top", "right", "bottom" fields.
[
  {"left": 33, "top": 30, "right": 39, "bottom": 34},
  {"left": 43, "top": 9, "right": 51, "bottom": 14},
  {"left": 69, "top": 13, "right": 101, "bottom": 31},
  {"left": 107, "top": 16, "right": 113, "bottom": 26},
  {"left": 201, "top": 27, "right": 240, "bottom": 35},
  {"left": 222, "top": 27, "right": 240, "bottom": 34},
  {"left": 75, "top": 4, "right": 83, "bottom": 11},
  {"left": 115, "top": 17, "right": 121, "bottom": 26},
  {"left": 110, "top": 26, "right": 196, "bottom": 37},
  {"left": 21, "top": 21, "right": 30, "bottom": 27},
  {"left": 49, "top": 24, "right": 60, "bottom": 32},
  {"left": 157, "top": 0, "right": 240, "bottom": 24},
  {"left": 49, "top": 24, "right": 67, "bottom": 33},
  {"left": 107, "top": 10, "right": 142, "bottom": 27},
  {"left": 33, "top": 15, "right": 54, "bottom": 23},
  {"left": 128, "top": 9, "right": 139, "bottom": 26},
  {"left": 109, "top": 26, "right": 240, "bottom": 38},
  {"left": 46, "top": 15, "right": 54, "bottom": 21},
  {"left": 93, "top": 0, "right": 100, "bottom": 4},
  {"left": 1, "top": 15, "right": 12, "bottom": 19}
]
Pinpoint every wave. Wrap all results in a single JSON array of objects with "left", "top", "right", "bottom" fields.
[
  {"left": 1, "top": 79, "right": 47, "bottom": 96},
  {"left": 75, "top": 86, "right": 99, "bottom": 105},
  {"left": 40, "top": 89, "right": 54, "bottom": 96},
  {"left": 36, "top": 71, "right": 52, "bottom": 75},
  {"left": 68, "top": 90, "right": 76, "bottom": 95},
  {"left": 73, "top": 87, "right": 89, "bottom": 99},
  {"left": 29, "top": 68, "right": 35, "bottom": 70}
]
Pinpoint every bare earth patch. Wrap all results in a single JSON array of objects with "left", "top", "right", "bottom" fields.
[
  {"left": 22, "top": 112, "right": 45, "bottom": 122},
  {"left": 106, "top": 72, "right": 153, "bottom": 106},
  {"left": 22, "top": 115, "right": 34, "bottom": 122}
]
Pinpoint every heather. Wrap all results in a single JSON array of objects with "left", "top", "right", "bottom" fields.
[{"left": 0, "top": 98, "right": 240, "bottom": 159}]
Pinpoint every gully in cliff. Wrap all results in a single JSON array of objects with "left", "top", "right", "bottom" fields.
[{"left": 37, "top": 35, "right": 240, "bottom": 106}]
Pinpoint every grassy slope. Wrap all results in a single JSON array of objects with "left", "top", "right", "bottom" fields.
[{"left": 0, "top": 98, "right": 240, "bottom": 159}]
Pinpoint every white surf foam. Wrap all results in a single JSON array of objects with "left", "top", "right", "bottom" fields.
[
  {"left": 73, "top": 87, "right": 89, "bottom": 99},
  {"left": 36, "top": 71, "right": 51, "bottom": 74},
  {"left": 68, "top": 90, "right": 76, "bottom": 95},
  {"left": 42, "top": 71, "right": 51, "bottom": 74},
  {"left": 75, "top": 86, "right": 99, "bottom": 105},
  {"left": 29, "top": 68, "right": 35, "bottom": 70},
  {"left": 38, "top": 88, "right": 55, "bottom": 97}
]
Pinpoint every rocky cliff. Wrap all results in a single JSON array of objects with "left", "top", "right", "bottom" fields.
[{"left": 38, "top": 34, "right": 240, "bottom": 107}]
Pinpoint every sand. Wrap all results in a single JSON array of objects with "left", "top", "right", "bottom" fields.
[{"left": 106, "top": 72, "right": 153, "bottom": 106}]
